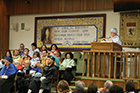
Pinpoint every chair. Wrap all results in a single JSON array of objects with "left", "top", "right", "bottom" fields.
[{"left": 50, "top": 67, "right": 59, "bottom": 93}]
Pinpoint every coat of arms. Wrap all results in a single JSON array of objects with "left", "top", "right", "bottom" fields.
[{"left": 126, "top": 23, "right": 136, "bottom": 37}]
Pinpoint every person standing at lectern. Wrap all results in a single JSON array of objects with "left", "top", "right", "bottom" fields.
[{"left": 110, "top": 28, "right": 122, "bottom": 45}]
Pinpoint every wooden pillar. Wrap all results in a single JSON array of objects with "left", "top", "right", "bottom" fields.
[
  {"left": 120, "top": 53, "right": 122, "bottom": 79},
  {"left": 82, "top": 52, "right": 85, "bottom": 77},
  {"left": 87, "top": 52, "right": 90, "bottom": 77},
  {"left": 92, "top": 52, "right": 95, "bottom": 77}
]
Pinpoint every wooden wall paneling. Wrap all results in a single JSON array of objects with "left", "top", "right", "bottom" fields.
[
  {"left": 80, "top": 0, "right": 84, "bottom": 11},
  {"left": 6, "top": 0, "right": 14, "bottom": 15},
  {"left": 86, "top": 0, "right": 96, "bottom": 10},
  {"left": 31, "top": 0, "right": 39, "bottom": 14},
  {"left": 104, "top": 0, "right": 113, "bottom": 9},
  {"left": 52, "top": 0, "right": 59, "bottom": 12},
  {"left": 73, "top": 0, "right": 81, "bottom": 11},
  {"left": 96, "top": 0, "right": 105, "bottom": 10},
  {"left": 14, "top": 0, "right": 22, "bottom": 14},
  {"left": 58, "top": 0, "right": 63, "bottom": 12},
  {"left": 38, "top": 0, "right": 47, "bottom": 13},
  {"left": 65, "top": 0, "right": 73, "bottom": 12},
  {"left": 0, "top": 0, "right": 2, "bottom": 50}
]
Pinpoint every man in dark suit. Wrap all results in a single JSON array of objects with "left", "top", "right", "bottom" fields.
[{"left": 72, "top": 80, "right": 87, "bottom": 93}]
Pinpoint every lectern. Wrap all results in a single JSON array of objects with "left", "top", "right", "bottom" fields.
[{"left": 91, "top": 42, "right": 122, "bottom": 51}]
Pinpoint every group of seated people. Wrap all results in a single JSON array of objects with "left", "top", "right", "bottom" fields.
[
  {"left": 58, "top": 79, "right": 138, "bottom": 93},
  {"left": 0, "top": 43, "right": 76, "bottom": 93}
]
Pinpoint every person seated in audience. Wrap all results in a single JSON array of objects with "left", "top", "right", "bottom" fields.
[
  {"left": 20, "top": 48, "right": 31, "bottom": 65},
  {"left": 51, "top": 51, "right": 60, "bottom": 67},
  {"left": 57, "top": 80, "right": 72, "bottom": 93},
  {"left": 109, "top": 85, "right": 123, "bottom": 93},
  {"left": 12, "top": 49, "right": 21, "bottom": 65},
  {"left": 18, "top": 43, "right": 25, "bottom": 57},
  {"left": 59, "top": 52, "right": 76, "bottom": 85},
  {"left": 125, "top": 81, "right": 135, "bottom": 93},
  {"left": 40, "top": 50, "right": 48, "bottom": 66},
  {"left": 87, "top": 83, "right": 98, "bottom": 93},
  {"left": 40, "top": 45, "right": 48, "bottom": 57},
  {"left": 49, "top": 44, "right": 61, "bottom": 57},
  {"left": 30, "top": 52, "right": 40, "bottom": 67},
  {"left": 98, "top": 80, "right": 113, "bottom": 93},
  {"left": 72, "top": 80, "right": 87, "bottom": 93},
  {"left": 17, "top": 60, "right": 32, "bottom": 93},
  {"left": 29, "top": 43, "right": 40, "bottom": 58},
  {"left": 27, "top": 56, "right": 57, "bottom": 93},
  {"left": 30, "top": 60, "right": 42, "bottom": 77},
  {"left": 0, "top": 56, "right": 17, "bottom": 93},
  {"left": 15, "top": 61, "right": 23, "bottom": 70}
]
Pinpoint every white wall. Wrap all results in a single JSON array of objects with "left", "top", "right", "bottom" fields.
[{"left": 9, "top": 10, "right": 139, "bottom": 51}]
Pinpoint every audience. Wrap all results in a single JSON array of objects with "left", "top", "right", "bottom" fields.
[
  {"left": 28, "top": 43, "right": 40, "bottom": 58},
  {"left": 15, "top": 61, "right": 23, "bottom": 70},
  {"left": 40, "top": 50, "right": 48, "bottom": 66},
  {"left": 30, "top": 52, "right": 40, "bottom": 67},
  {"left": 125, "top": 81, "right": 135, "bottom": 93},
  {"left": 20, "top": 48, "right": 31, "bottom": 65},
  {"left": 72, "top": 80, "right": 87, "bottom": 93},
  {"left": 59, "top": 52, "right": 76, "bottom": 84},
  {"left": 109, "top": 85, "right": 124, "bottom": 93},
  {"left": 18, "top": 43, "right": 25, "bottom": 57},
  {"left": 49, "top": 44, "right": 61, "bottom": 57},
  {"left": 87, "top": 83, "right": 98, "bottom": 93},
  {"left": 40, "top": 45, "right": 48, "bottom": 57},
  {"left": 12, "top": 49, "right": 21, "bottom": 64},
  {"left": 28, "top": 56, "right": 57, "bottom": 93},
  {"left": 98, "top": 80, "right": 113, "bottom": 93},
  {"left": 0, "top": 56, "right": 17, "bottom": 93},
  {"left": 57, "top": 80, "right": 72, "bottom": 93}
]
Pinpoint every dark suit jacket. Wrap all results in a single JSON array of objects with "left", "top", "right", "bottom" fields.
[{"left": 72, "top": 90, "right": 87, "bottom": 93}]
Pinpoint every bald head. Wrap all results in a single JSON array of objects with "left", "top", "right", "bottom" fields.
[{"left": 104, "top": 81, "right": 113, "bottom": 89}]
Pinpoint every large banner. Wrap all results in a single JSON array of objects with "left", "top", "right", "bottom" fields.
[{"left": 35, "top": 14, "right": 106, "bottom": 50}]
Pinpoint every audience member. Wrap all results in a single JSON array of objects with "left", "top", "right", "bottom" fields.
[
  {"left": 12, "top": 49, "right": 21, "bottom": 65},
  {"left": 40, "top": 45, "right": 47, "bottom": 57},
  {"left": 59, "top": 52, "right": 76, "bottom": 84},
  {"left": 98, "top": 80, "right": 113, "bottom": 93},
  {"left": 15, "top": 61, "right": 23, "bottom": 70},
  {"left": 49, "top": 44, "right": 61, "bottom": 57},
  {"left": 28, "top": 56, "right": 57, "bottom": 93},
  {"left": 30, "top": 60, "right": 42, "bottom": 77},
  {"left": 125, "top": 81, "right": 135, "bottom": 93},
  {"left": 51, "top": 51, "right": 60, "bottom": 67},
  {"left": 18, "top": 43, "right": 25, "bottom": 57},
  {"left": 109, "top": 85, "right": 124, "bottom": 93},
  {"left": 20, "top": 48, "right": 31, "bottom": 65},
  {"left": 87, "top": 83, "right": 98, "bottom": 93},
  {"left": 0, "top": 56, "right": 17, "bottom": 93},
  {"left": 30, "top": 52, "right": 40, "bottom": 67},
  {"left": 40, "top": 50, "right": 48, "bottom": 66},
  {"left": 29, "top": 43, "right": 40, "bottom": 58},
  {"left": 57, "top": 80, "right": 72, "bottom": 93},
  {"left": 72, "top": 80, "right": 87, "bottom": 93}
]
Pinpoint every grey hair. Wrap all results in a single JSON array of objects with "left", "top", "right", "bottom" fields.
[
  {"left": 104, "top": 80, "right": 113, "bottom": 89},
  {"left": 25, "top": 60, "right": 31, "bottom": 65},
  {"left": 75, "top": 80, "right": 85, "bottom": 91}
]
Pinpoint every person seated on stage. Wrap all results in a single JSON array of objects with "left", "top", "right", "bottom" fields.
[
  {"left": 72, "top": 80, "right": 87, "bottom": 93},
  {"left": 109, "top": 85, "right": 123, "bottom": 93},
  {"left": 40, "top": 45, "right": 48, "bottom": 57},
  {"left": 30, "top": 60, "right": 42, "bottom": 77},
  {"left": 98, "top": 80, "right": 113, "bottom": 93},
  {"left": 0, "top": 56, "right": 17, "bottom": 93},
  {"left": 27, "top": 56, "right": 57, "bottom": 93},
  {"left": 29, "top": 43, "right": 40, "bottom": 58},
  {"left": 125, "top": 81, "right": 135, "bottom": 93},
  {"left": 49, "top": 44, "right": 61, "bottom": 57},
  {"left": 18, "top": 43, "right": 25, "bottom": 57},
  {"left": 40, "top": 50, "right": 48, "bottom": 66},
  {"left": 15, "top": 61, "right": 23, "bottom": 70},
  {"left": 12, "top": 49, "right": 21, "bottom": 65},
  {"left": 59, "top": 52, "right": 76, "bottom": 85},
  {"left": 30, "top": 52, "right": 40, "bottom": 68},
  {"left": 87, "top": 83, "right": 98, "bottom": 93},
  {"left": 57, "top": 80, "right": 72, "bottom": 93},
  {"left": 20, "top": 48, "right": 31, "bottom": 65},
  {"left": 110, "top": 28, "right": 122, "bottom": 45}
]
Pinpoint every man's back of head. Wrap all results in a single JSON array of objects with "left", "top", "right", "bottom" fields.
[
  {"left": 126, "top": 81, "right": 135, "bottom": 92},
  {"left": 74, "top": 80, "right": 85, "bottom": 92},
  {"left": 109, "top": 85, "right": 123, "bottom": 93},
  {"left": 104, "top": 80, "right": 113, "bottom": 91}
]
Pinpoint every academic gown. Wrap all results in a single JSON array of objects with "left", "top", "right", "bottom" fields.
[
  {"left": 28, "top": 63, "right": 57, "bottom": 93},
  {"left": 0, "top": 63, "right": 17, "bottom": 93}
]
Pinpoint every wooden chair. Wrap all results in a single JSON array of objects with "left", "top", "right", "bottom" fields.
[{"left": 50, "top": 67, "right": 59, "bottom": 93}]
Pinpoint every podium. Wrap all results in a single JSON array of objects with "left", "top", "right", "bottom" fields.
[
  {"left": 90, "top": 42, "right": 122, "bottom": 78},
  {"left": 91, "top": 42, "right": 122, "bottom": 51}
]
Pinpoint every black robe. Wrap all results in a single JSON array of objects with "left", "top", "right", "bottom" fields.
[{"left": 28, "top": 63, "right": 57, "bottom": 93}]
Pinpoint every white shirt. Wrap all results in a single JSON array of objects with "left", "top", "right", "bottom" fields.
[
  {"left": 28, "top": 48, "right": 40, "bottom": 58},
  {"left": 111, "top": 35, "right": 122, "bottom": 45}
]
